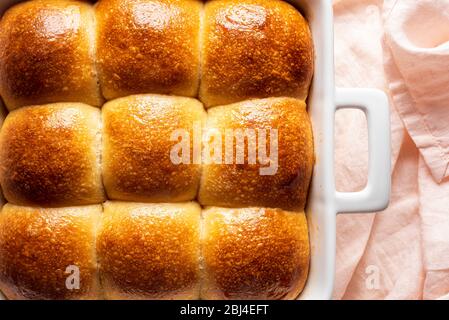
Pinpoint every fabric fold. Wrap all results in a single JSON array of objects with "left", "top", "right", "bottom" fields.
[{"left": 383, "top": 0, "right": 449, "bottom": 182}]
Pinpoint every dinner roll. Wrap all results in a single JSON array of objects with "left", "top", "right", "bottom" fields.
[
  {"left": 0, "top": 0, "right": 103, "bottom": 111},
  {"left": 102, "top": 94, "right": 205, "bottom": 202},
  {"left": 198, "top": 98, "right": 314, "bottom": 211},
  {"left": 0, "top": 103, "right": 104, "bottom": 207},
  {"left": 97, "top": 201, "right": 201, "bottom": 300},
  {"left": 0, "top": 204, "right": 101, "bottom": 300},
  {"left": 201, "top": 207, "right": 309, "bottom": 300},
  {"left": 96, "top": 0, "right": 202, "bottom": 100},
  {"left": 200, "top": 0, "right": 314, "bottom": 107}
]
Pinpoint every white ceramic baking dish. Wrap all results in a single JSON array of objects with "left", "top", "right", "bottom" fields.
[
  {"left": 0, "top": 0, "right": 391, "bottom": 300},
  {"left": 289, "top": 0, "right": 391, "bottom": 300}
]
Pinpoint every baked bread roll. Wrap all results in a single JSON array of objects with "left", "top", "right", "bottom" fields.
[
  {"left": 0, "top": 0, "right": 103, "bottom": 111},
  {"left": 96, "top": 0, "right": 202, "bottom": 100},
  {"left": 0, "top": 204, "right": 101, "bottom": 300},
  {"left": 201, "top": 207, "right": 309, "bottom": 300},
  {"left": 0, "top": 103, "right": 104, "bottom": 207},
  {"left": 97, "top": 201, "right": 201, "bottom": 300},
  {"left": 200, "top": 0, "right": 314, "bottom": 107},
  {"left": 102, "top": 94, "right": 205, "bottom": 202},
  {"left": 198, "top": 98, "right": 314, "bottom": 211}
]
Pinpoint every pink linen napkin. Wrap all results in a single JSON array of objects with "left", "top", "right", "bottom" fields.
[
  {"left": 333, "top": 0, "right": 449, "bottom": 300},
  {"left": 384, "top": 0, "right": 449, "bottom": 183}
]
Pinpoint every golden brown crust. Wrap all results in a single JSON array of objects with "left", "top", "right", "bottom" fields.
[
  {"left": 201, "top": 207, "right": 309, "bottom": 300},
  {"left": 96, "top": 0, "right": 201, "bottom": 100},
  {"left": 97, "top": 201, "right": 201, "bottom": 299},
  {"left": 198, "top": 98, "right": 314, "bottom": 211},
  {"left": 0, "top": 0, "right": 103, "bottom": 110},
  {"left": 0, "top": 204, "right": 101, "bottom": 300},
  {"left": 200, "top": 0, "right": 314, "bottom": 107},
  {"left": 102, "top": 94, "right": 206, "bottom": 203},
  {"left": 0, "top": 103, "right": 105, "bottom": 207}
]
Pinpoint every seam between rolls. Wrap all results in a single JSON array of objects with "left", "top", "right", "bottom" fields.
[
  {"left": 97, "top": 104, "right": 107, "bottom": 202},
  {"left": 198, "top": 205, "right": 205, "bottom": 300},
  {"left": 195, "top": 0, "right": 208, "bottom": 207},
  {"left": 87, "top": 2, "right": 104, "bottom": 106},
  {"left": 195, "top": 107, "right": 210, "bottom": 205},
  {"left": 197, "top": 0, "right": 206, "bottom": 102},
  {"left": 93, "top": 202, "right": 105, "bottom": 300}
]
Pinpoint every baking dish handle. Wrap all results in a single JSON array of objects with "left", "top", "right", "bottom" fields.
[{"left": 334, "top": 88, "right": 391, "bottom": 214}]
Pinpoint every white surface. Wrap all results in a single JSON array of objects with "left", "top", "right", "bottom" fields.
[{"left": 0, "top": 0, "right": 391, "bottom": 300}]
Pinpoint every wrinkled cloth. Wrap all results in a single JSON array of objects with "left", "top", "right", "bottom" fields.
[{"left": 333, "top": 0, "right": 449, "bottom": 300}]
